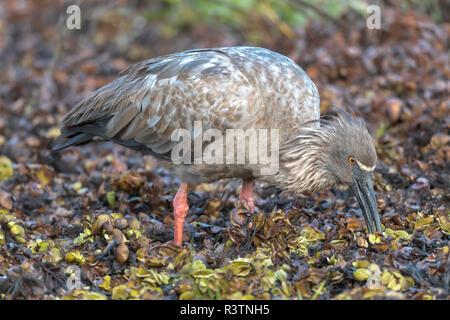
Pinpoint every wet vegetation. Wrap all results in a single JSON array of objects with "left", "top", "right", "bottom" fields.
[{"left": 0, "top": 0, "right": 448, "bottom": 299}]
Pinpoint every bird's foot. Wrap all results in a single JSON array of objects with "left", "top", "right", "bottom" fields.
[
  {"left": 239, "top": 179, "right": 255, "bottom": 212},
  {"left": 173, "top": 183, "right": 189, "bottom": 247},
  {"left": 226, "top": 200, "right": 256, "bottom": 255}
]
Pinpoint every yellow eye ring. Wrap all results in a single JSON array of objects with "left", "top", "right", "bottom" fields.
[{"left": 348, "top": 156, "right": 356, "bottom": 165}]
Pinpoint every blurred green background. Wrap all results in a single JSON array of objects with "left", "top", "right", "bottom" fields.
[
  {"left": 145, "top": 0, "right": 446, "bottom": 39},
  {"left": 59, "top": 0, "right": 447, "bottom": 62}
]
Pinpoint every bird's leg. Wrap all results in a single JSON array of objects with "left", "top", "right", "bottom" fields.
[
  {"left": 173, "top": 182, "right": 189, "bottom": 247},
  {"left": 239, "top": 179, "right": 255, "bottom": 232},
  {"left": 226, "top": 178, "right": 256, "bottom": 253},
  {"left": 239, "top": 179, "right": 255, "bottom": 213}
]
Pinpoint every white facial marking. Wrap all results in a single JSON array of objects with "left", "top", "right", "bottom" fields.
[{"left": 357, "top": 160, "right": 376, "bottom": 171}]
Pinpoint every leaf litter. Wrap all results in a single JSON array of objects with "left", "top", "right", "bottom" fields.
[{"left": 0, "top": 2, "right": 448, "bottom": 300}]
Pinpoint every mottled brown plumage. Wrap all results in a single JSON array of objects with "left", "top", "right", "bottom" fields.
[
  {"left": 55, "top": 47, "right": 319, "bottom": 183},
  {"left": 54, "top": 46, "right": 382, "bottom": 246}
]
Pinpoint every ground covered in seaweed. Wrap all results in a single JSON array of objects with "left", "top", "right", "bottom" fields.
[{"left": 0, "top": 2, "right": 448, "bottom": 300}]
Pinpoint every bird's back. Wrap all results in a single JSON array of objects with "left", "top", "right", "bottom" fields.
[{"left": 55, "top": 47, "right": 320, "bottom": 181}]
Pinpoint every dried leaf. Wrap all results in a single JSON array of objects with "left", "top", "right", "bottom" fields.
[{"left": 116, "top": 242, "right": 129, "bottom": 264}]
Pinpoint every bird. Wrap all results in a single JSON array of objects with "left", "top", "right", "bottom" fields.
[{"left": 53, "top": 46, "right": 382, "bottom": 247}]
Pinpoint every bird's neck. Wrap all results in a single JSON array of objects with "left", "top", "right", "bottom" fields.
[{"left": 272, "top": 127, "right": 337, "bottom": 194}]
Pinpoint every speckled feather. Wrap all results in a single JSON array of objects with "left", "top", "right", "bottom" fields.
[{"left": 57, "top": 47, "right": 322, "bottom": 185}]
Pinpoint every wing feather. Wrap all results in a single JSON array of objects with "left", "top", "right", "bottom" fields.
[{"left": 58, "top": 47, "right": 319, "bottom": 157}]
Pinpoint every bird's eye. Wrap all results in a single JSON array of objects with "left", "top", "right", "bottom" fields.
[{"left": 348, "top": 156, "right": 356, "bottom": 165}]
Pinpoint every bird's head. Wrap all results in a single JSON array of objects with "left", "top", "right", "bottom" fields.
[
  {"left": 324, "top": 112, "right": 381, "bottom": 233},
  {"left": 278, "top": 110, "right": 382, "bottom": 234}
]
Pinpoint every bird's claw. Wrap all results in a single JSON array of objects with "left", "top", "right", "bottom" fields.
[{"left": 226, "top": 201, "right": 256, "bottom": 252}]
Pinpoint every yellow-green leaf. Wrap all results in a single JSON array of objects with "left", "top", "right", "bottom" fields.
[
  {"left": 301, "top": 226, "right": 326, "bottom": 242},
  {"left": 353, "top": 260, "right": 371, "bottom": 268},
  {"left": 0, "top": 156, "right": 13, "bottom": 181},
  {"left": 368, "top": 233, "right": 382, "bottom": 244},
  {"left": 66, "top": 290, "right": 107, "bottom": 300},
  {"left": 112, "top": 285, "right": 129, "bottom": 300},
  {"left": 354, "top": 268, "right": 371, "bottom": 281},
  {"left": 437, "top": 214, "right": 450, "bottom": 235},
  {"left": 98, "top": 275, "right": 111, "bottom": 291},
  {"left": 179, "top": 291, "right": 195, "bottom": 300},
  {"left": 107, "top": 191, "right": 116, "bottom": 207},
  {"left": 224, "top": 259, "right": 253, "bottom": 277},
  {"left": 384, "top": 228, "right": 411, "bottom": 240},
  {"left": 71, "top": 181, "right": 82, "bottom": 190},
  {"left": 415, "top": 216, "right": 434, "bottom": 231},
  {"left": 66, "top": 251, "right": 85, "bottom": 264},
  {"left": 36, "top": 166, "right": 53, "bottom": 185},
  {"left": 49, "top": 248, "right": 62, "bottom": 264},
  {"left": 8, "top": 222, "right": 24, "bottom": 237},
  {"left": 381, "top": 271, "right": 393, "bottom": 285}
]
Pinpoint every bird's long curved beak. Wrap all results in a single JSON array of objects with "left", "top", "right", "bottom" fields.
[{"left": 350, "top": 171, "right": 382, "bottom": 233}]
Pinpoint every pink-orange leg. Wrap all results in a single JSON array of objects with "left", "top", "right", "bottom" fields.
[
  {"left": 173, "top": 182, "right": 189, "bottom": 247},
  {"left": 239, "top": 179, "right": 255, "bottom": 213}
]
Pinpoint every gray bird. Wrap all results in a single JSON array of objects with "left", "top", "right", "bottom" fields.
[{"left": 53, "top": 46, "right": 382, "bottom": 246}]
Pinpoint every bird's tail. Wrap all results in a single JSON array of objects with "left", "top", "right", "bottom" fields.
[
  {"left": 51, "top": 119, "right": 171, "bottom": 161},
  {"left": 51, "top": 121, "right": 108, "bottom": 151},
  {"left": 52, "top": 132, "right": 94, "bottom": 151}
]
